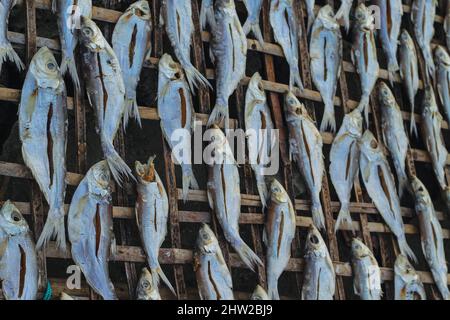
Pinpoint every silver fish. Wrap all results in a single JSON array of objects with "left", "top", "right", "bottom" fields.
[
  {"left": 200, "top": 0, "right": 215, "bottom": 32},
  {"left": 399, "top": 29, "right": 420, "bottom": 136},
  {"left": 136, "top": 267, "right": 162, "bottom": 300},
  {"left": 284, "top": 92, "right": 325, "bottom": 230},
  {"left": 251, "top": 285, "right": 270, "bottom": 300},
  {"left": 301, "top": 225, "right": 335, "bottom": 300},
  {"left": 161, "top": 0, "right": 210, "bottom": 91},
  {"left": 310, "top": 5, "right": 342, "bottom": 132},
  {"left": 411, "top": 0, "right": 437, "bottom": 82},
  {"left": 269, "top": 0, "right": 303, "bottom": 91},
  {"left": 112, "top": 0, "right": 152, "bottom": 127},
  {"left": 420, "top": 87, "right": 448, "bottom": 190},
  {"left": 359, "top": 130, "right": 416, "bottom": 262},
  {"left": 242, "top": 0, "right": 264, "bottom": 46},
  {"left": 379, "top": 82, "right": 411, "bottom": 198},
  {"left": 194, "top": 223, "right": 234, "bottom": 300},
  {"left": 53, "top": 0, "right": 92, "bottom": 89},
  {"left": 351, "top": 3, "right": 379, "bottom": 125},
  {"left": 445, "top": 10, "right": 450, "bottom": 51},
  {"left": 207, "top": 126, "right": 263, "bottom": 271},
  {"left": 157, "top": 54, "right": 199, "bottom": 202},
  {"left": 79, "top": 16, "right": 133, "bottom": 185},
  {"left": 305, "top": 0, "right": 315, "bottom": 34},
  {"left": 411, "top": 175, "right": 449, "bottom": 300},
  {"left": 0, "top": 201, "right": 38, "bottom": 300},
  {"left": 207, "top": 0, "right": 247, "bottom": 129},
  {"left": 68, "top": 160, "right": 117, "bottom": 300},
  {"left": 19, "top": 46, "right": 68, "bottom": 251},
  {"left": 435, "top": 45, "right": 450, "bottom": 124},
  {"left": 244, "top": 72, "right": 275, "bottom": 209},
  {"left": 394, "top": 254, "right": 426, "bottom": 300},
  {"left": 351, "top": 238, "right": 382, "bottom": 300},
  {"left": 377, "top": 0, "right": 403, "bottom": 84},
  {"left": 335, "top": 0, "right": 353, "bottom": 34},
  {"left": 135, "top": 156, "right": 176, "bottom": 297},
  {"left": 330, "top": 108, "right": 363, "bottom": 232},
  {"left": 264, "top": 179, "right": 296, "bottom": 300},
  {"left": 0, "top": 0, "right": 24, "bottom": 74}
]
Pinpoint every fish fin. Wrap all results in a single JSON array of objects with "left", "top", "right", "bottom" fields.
[
  {"left": 123, "top": 97, "right": 142, "bottom": 129},
  {"left": 410, "top": 103, "right": 418, "bottom": 137},
  {"left": 206, "top": 182, "right": 215, "bottom": 209},
  {"left": 199, "top": 0, "right": 215, "bottom": 31},
  {"left": 60, "top": 55, "right": 80, "bottom": 91},
  {"left": 36, "top": 206, "right": 67, "bottom": 253},
  {"left": 151, "top": 265, "right": 176, "bottom": 298},
  {"left": 234, "top": 239, "right": 263, "bottom": 272},
  {"left": 262, "top": 227, "right": 268, "bottom": 247},
  {"left": 311, "top": 198, "right": 325, "bottom": 231},
  {"left": 334, "top": 5, "right": 350, "bottom": 33},
  {"left": 320, "top": 102, "right": 337, "bottom": 133},
  {"left": 267, "top": 278, "right": 280, "bottom": 300},
  {"left": 289, "top": 63, "right": 304, "bottom": 92},
  {"left": 387, "top": 61, "right": 399, "bottom": 86},
  {"left": 181, "top": 165, "right": 199, "bottom": 203},
  {"left": 110, "top": 232, "right": 117, "bottom": 258},
  {"left": 209, "top": 46, "right": 215, "bottom": 65},
  {"left": 397, "top": 171, "right": 411, "bottom": 199},
  {"left": 184, "top": 63, "right": 212, "bottom": 92},
  {"left": 0, "top": 41, "right": 25, "bottom": 75},
  {"left": 102, "top": 138, "right": 135, "bottom": 186},
  {"left": 363, "top": 163, "right": 371, "bottom": 183},
  {"left": 307, "top": 11, "right": 314, "bottom": 35},
  {"left": 159, "top": 9, "right": 164, "bottom": 27},
  {"left": 51, "top": 0, "right": 57, "bottom": 13},
  {"left": 255, "top": 175, "right": 268, "bottom": 209},
  {"left": 398, "top": 236, "right": 417, "bottom": 263},
  {"left": 334, "top": 204, "right": 354, "bottom": 233},
  {"left": 357, "top": 95, "right": 370, "bottom": 126},
  {"left": 207, "top": 104, "right": 229, "bottom": 129}
]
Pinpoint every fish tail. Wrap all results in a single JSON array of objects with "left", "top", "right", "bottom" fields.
[
  {"left": 200, "top": 0, "right": 214, "bottom": 31},
  {"left": 60, "top": 54, "right": 80, "bottom": 91},
  {"left": 397, "top": 171, "right": 411, "bottom": 199},
  {"left": 123, "top": 97, "right": 142, "bottom": 129},
  {"left": 151, "top": 265, "right": 177, "bottom": 298},
  {"left": 307, "top": 11, "right": 315, "bottom": 34},
  {"left": 207, "top": 104, "right": 229, "bottom": 129},
  {"left": 320, "top": 101, "right": 337, "bottom": 133},
  {"left": 0, "top": 41, "right": 25, "bottom": 75},
  {"left": 267, "top": 277, "right": 280, "bottom": 300},
  {"left": 234, "top": 237, "right": 263, "bottom": 272},
  {"left": 387, "top": 60, "right": 399, "bottom": 86},
  {"left": 243, "top": 19, "right": 265, "bottom": 47},
  {"left": 311, "top": 198, "right": 325, "bottom": 231},
  {"left": 103, "top": 139, "right": 135, "bottom": 186},
  {"left": 334, "top": 203, "right": 353, "bottom": 233},
  {"left": 181, "top": 164, "right": 199, "bottom": 203},
  {"left": 397, "top": 236, "right": 417, "bottom": 263},
  {"left": 289, "top": 64, "right": 304, "bottom": 92},
  {"left": 183, "top": 63, "right": 211, "bottom": 91},
  {"left": 409, "top": 102, "right": 418, "bottom": 137},
  {"left": 36, "top": 206, "right": 67, "bottom": 253},
  {"left": 255, "top": 175, "right": 269, "bottom": 209},
  {"left": 357, "top": 95, "right": 370, "bottom": 126}
]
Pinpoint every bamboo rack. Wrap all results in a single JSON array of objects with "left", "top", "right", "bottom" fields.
[{"left": 0, "top": 0, "right": 448, "bottom": 299}]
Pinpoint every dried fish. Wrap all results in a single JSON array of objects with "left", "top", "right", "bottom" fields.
[
  {"left": 435, "top": 45, "right": 450, "bottom": 124},
  {"left": 394, "top": 254, "right": 426, "bottom": 300},
  {"left": 0, "top": 0, "right": 24, "bottom": 74},
  {"left": 242, "top": 0, "right": 264, "bottom": 46},
  {"left": 136, "top": 267, "right": 162, "bottom": 300}
]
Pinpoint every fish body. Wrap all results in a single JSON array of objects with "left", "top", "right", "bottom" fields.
[
  {"left": 242, "top": 0, "right": 264, "bottom": 46},
  {"left": 310, "top": 5, "right": 342, "bottom": 132},
  {"left": 194, "top": 224, "right": 234, "bottom": 300},
  {"left": 0, "top": 201, "right": 38, "bottom": 300},
  {"left": 435, "top": 45, "right": 450, "bottom": 124},
  {"left": 135, "top": 156, "right": 175, "bottom": 297},
  {"left": 330, "top": 108, "right": 363, "bottom": 232},
  {"left": 161, "top": 0, "right": 210, "bottom": 91},
  {"left": 359, "top": 130, "right": 416, "bottom": 262},
  {"left": 244, "top": 72, "right": 275, "bottom": 209},
  {"left": 411, "top": 176, "right": 449, "bottom": 300},
  {"left": 136, "top": 268, "right": 162, "bottom": 300},
  {"left": 351, "top": 238, "right": 382, "bottom": 300},
  {"left": 420, "top": 87, "right": 448, "bottom": 190},
  {"left": 19, "top": 46, "right": 68, "bottom": 251},
  {"left": 207, "top": 126, "right": 263, "bottom": 271},
  {"left": 411, "top": 0, "right": 437, "bottom": 82},
  {"left": 269, "top": 0, "right": 303, "bottom": 91},
  {"left": 335, "top": 0, "right": 353, "bottom": 33},
  {"left": 264, "top": 179, "right": 296, "bottom": 300},
  {"left": 207, "top": 0, "right": 247, "bottom": 128},
  {"left": 157, "top": 54, "right": 199, "bottom": 202},
  {"left": 394, "top": 254, "right": 426, "bottom": 300},
  {"left": 301, "top": 225, "right": 335, "bottom": 300},
  {"left": 379, "top": 82, "right": 410, "bottom": 198},
  {"left": 351, "top": 3, "right": 379, "bottom": 125},
  {"left": 284, "top": 92, "right": 325, "bottom": 230},
  {"left": 377, "top": 0, "right": 403, "bottom": 84},
  {"left": 0, "top": 0, "right": 24, "bottom": 74},
  {"left": 68, "top": 160, "right": 117, "bottom": 300},
  {"left": 399, "top": 30, "right": 420, "bottom": 136},
  {"left": 251, "top": 285, "right": 270, "bottom": 300},
  {"left": 54, "top": 0, "right": 92, "bottom": 89},
  {"left": 79, "top": 17, "right": 133, "bottom": 185},
  {"left": 112, "top": 0, "right": 151, "bottom": 127}
]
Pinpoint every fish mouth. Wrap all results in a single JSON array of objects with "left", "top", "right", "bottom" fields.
[{"left": 135, "top": 162, "right": 155, "bottom": 183}]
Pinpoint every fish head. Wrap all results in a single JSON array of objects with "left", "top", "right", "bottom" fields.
[
  {"left": 247, "top": 72, "right": 266, "bottom": 102},
  {"left": 136, "top": 268, "right": 161, "bottom": 300},
  {"left": 216, "top": 0, "right": 235, "bottom": 10},
  {"left": 127, "top": 0, "right": 151, "bottom": 20},
  {"left": 87, "top": 161, "right": 112, "bottom": 202},
  {"left": 79, "top": 16, "right": 107, "bottom": 52},
  {"left": 317, "top": 5, "right": 339, "bottom": 30},
  {"left": 358, "top": 130, "right": 380, "bottom": 160},
  {"left": 29, "top": 46, "right": 62, "bottom": 90},
  {"left": 343, "top": 109, "right": 363, "bottom": 138},
  {"left": 354, "top": 3, "right": 374, "bottom": 32},
  {"left": 0, "top": 200, "right": 29, "bottom": 236},
  {"left": 400, "top": 29, "right": 413, "bottom": 47},
  {"left": 305, "top": 224, "right": 327, "bottom": 255},
  {"left": 351, "top": 238, "right": 372, "bottom": 259},
  {"left": 394, "top": 254, "right": 418, "bottom": 283},
  {"left": 196, "top": 223, "right": 219, "bottom": 254},
  {"left": 269, "top": 179, "right": 289, "bottom": 204},
  {"left": 434, "top": 45, "right": 450, "bottom": 66},
  {"left": 423, "top": 87, "right": 438, "bottom": 112},
  {"left": 410, "top": 175, "right": 429, "bottom": 207},
  {"left": 284, "top": 91, "right": 308, "bottom": 119},
  {"left": 135, "top": 156, "right": 157, "bottom": 184},
  {"left": 378, "top": 82, "right": 396, "bottom": 106},
  {"left": 251, "top": 285, "right": 269, "bottom": 300},
  {"left": 159, "top": 54, "right": 184, "bottom": 81}
]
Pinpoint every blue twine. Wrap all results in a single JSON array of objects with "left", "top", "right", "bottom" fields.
[{"left": 42, "top": 281, "right": 52, "bottom": 300}]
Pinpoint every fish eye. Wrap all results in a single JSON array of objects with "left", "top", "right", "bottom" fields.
[
  {"left": 47, "top": 62, "right": 56, "bottom": 71},
  {"left": 370, "top": 140, "right": 378, "bottom": 149},
  {"left": 354, "top": 244, "right": 361, "bottom": 250},
  {"left": 82, "top": 27, "right": 93, "bottom": 37},
  {"left": 11, "top": 212, "right": 21, "bottom": 222},
  {"left": 142, "top": 280, "right": 149, "bottom": 288},
  {"left": 272, "top": 186, "right": 280, "bottom": 193},
  {"left": 201, "top": 231, "right": 209, "bottom": 240},
  {"left": 309, "top": 235, "right": 319, "bottom": 244}
]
